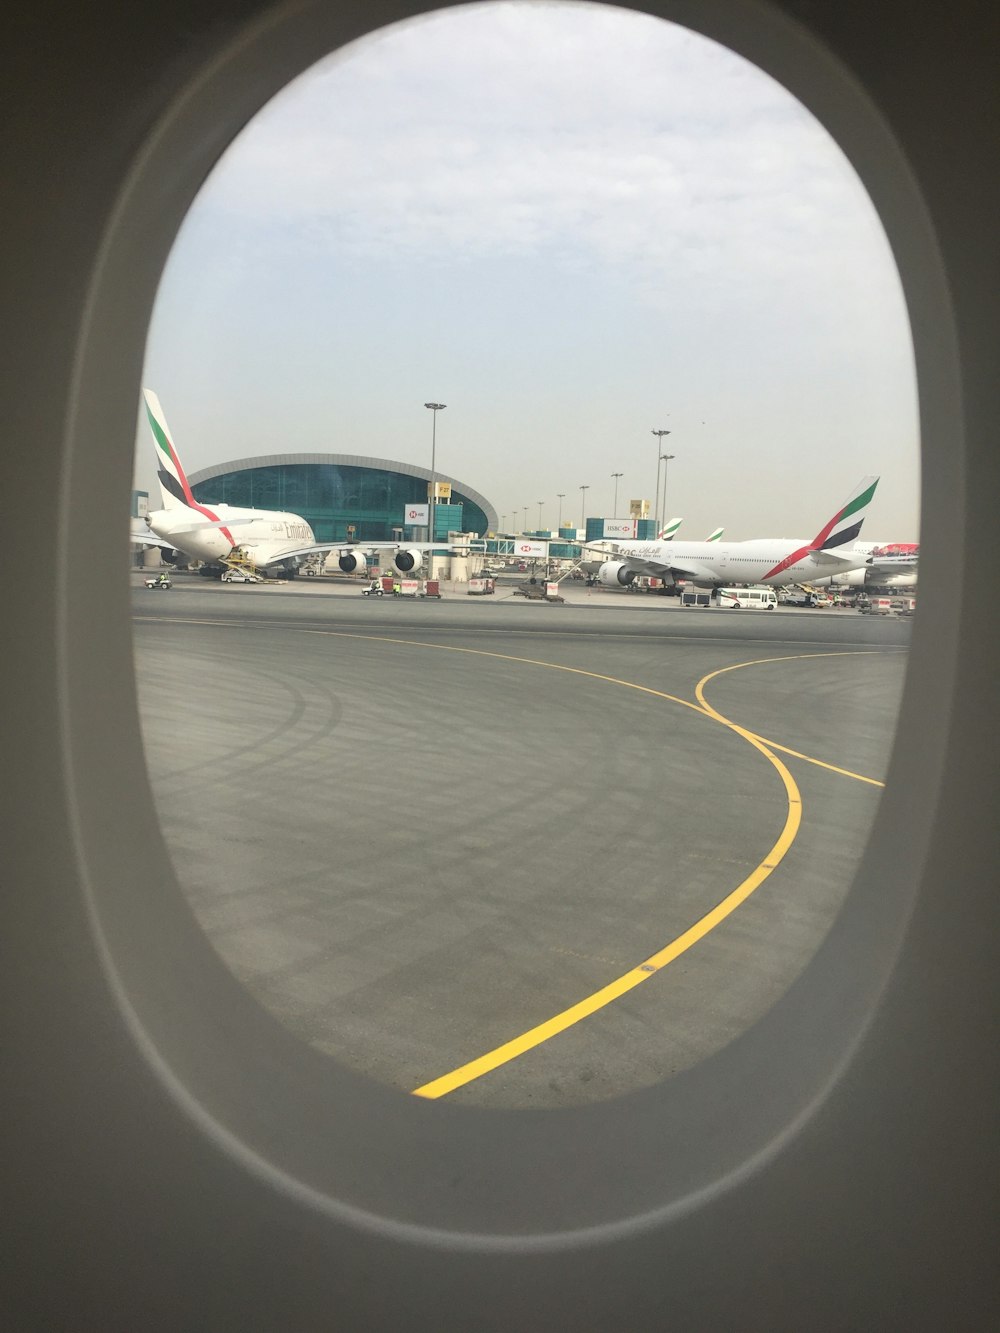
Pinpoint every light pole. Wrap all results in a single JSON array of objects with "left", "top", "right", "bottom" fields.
[
  {"left": 652, "top": 429, "right": 670, "bottom": 530},
  {"left": 523, "top": 506, "right": 529, "bottom": 533},
  {"left": 557, "top": 493, "right": 565, "bottom": 532},
  {"left": 659, "top": 454, "right": 675, "bottom": 535},
  {"left": 579, "top": 484, "right": 590, "bottom": 530},
  {"left": 424, "top": 402, "right": 446, "bottom": 561},
  {"left": 501, "top": 513, "right": 507, "bottom": 533},
  {"left": 611, "top": 471, "right": 624, "bottom": 518},
  {"left": 537, "top": 500, "right": 544, "bottom": 531}
]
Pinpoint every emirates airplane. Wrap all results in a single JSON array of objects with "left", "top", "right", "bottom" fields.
[
  {"left": 590, "top": 476, "right": 880, "bottom": 590},
  {"left": 136, "top": 389, "right": 443, "bottom": 577}
]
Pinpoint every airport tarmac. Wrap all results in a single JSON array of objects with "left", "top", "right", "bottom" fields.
[{"left": 132, "top": 576, "right": 910, "bottom": 1109}]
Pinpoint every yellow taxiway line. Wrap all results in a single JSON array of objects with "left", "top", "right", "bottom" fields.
[
  {"left": 137, "top": 615, "right": 889, "bottom": 1094},
  {"left": 409, "top": 649, "right": 885, "bottom": 1099}
]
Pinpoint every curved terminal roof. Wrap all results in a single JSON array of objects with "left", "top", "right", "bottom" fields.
[{"left": 187, "top": 453, "right": 499, "bottom": 533}]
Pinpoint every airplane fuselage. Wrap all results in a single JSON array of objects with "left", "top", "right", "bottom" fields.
[
  {"left": 603, "top": 536, "right": 873, "bottom": 588},
  {"left": 146, "top": 504, "right": 315, "bottom": 567}
]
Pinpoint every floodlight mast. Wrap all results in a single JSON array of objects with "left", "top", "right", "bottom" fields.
[
  {"left": 424, "top": 402, "right": 446, "bottom": 563},
  {"left": 652, "top": 429, "right": 670, "bottom": 530},
  {"left": 659, "top": 453, "right": 676, "bottom": 536}
]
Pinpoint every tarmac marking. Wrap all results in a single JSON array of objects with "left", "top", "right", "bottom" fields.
[
  {"left": 407, "top": 654, "right": 805, "bottom": 1100},
  {"left": 412, "top": 649, "right": 889, "bottom": 1099},
  {"left": 693, "top": 652, "right": 887, "bottom": 788},
  {"left": 134, "top": 615, "right": 890, "bottom": 1095}
]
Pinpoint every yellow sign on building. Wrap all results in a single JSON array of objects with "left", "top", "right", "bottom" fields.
[
  {"left": 428, "top": 481, "right": 452, "bottom": 500},
  {"left": 629, "top": 498, "right": 650, "bottom": 518}
]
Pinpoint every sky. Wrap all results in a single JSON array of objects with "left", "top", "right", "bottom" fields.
[{"left": 136, "top": 0, "right": 919, "bottom": 540}]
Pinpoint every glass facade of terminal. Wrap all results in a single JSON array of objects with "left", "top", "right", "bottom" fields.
[{"left": 191, "top": 463, "right": 489, "bottom": 542}]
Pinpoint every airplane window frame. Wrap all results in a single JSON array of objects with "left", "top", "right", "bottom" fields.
[{"left": 58, "top": 0, "right": 956, "bottom": 1246}]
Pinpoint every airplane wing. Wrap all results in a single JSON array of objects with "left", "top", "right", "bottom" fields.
[
  {"left": 266, "top": 538, "right": 483, "bottom": 563},
  {"left": 809, "top": 550, "right": 869, "bottom": 567},
  {"left": 130, "top": 530, "right": 178, "bottom": 550},
  {"left": 141, "top": 513, "right": 484, "bottom": 567},
  {"left": 610, "top": 552, "right": 720, "bottom": 583}
]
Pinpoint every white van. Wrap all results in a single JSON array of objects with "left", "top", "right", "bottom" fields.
[{"left": 717, "top": 586, "right": 777, "bottom": 610}]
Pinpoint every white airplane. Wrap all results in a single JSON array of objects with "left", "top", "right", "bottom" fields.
[
  {"left": 589, "top": 476, "right": 880, "bottom": 590},
  {"left": 136, "top": 390, "right": 448, "bottom": 577}
]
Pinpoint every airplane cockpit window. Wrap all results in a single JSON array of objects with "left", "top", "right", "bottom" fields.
[{"left": 130, "top": 0, "right": 918, "bottom": 1111}]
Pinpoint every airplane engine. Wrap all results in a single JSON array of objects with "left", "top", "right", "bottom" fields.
[
  {"left": 337, "top": 549, "right": 368, "bottom": 574},
  {"left": 597, "top": 561, "right": 637, "bottom": 588},
  {"left": 159, "top": 547, "right": 182, "bottom": 565},
  {"left": 813, "top": 568, "right": 868, "bottom": 588},
  {"left": 392, "top": 548, "right": 424, "bottom": 574}
]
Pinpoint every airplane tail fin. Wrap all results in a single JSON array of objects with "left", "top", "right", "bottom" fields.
[
  {"left": 658, "top": 516, "right": 682, "bottom": 540},
  {"left": 143, "top": 388, "right": 197, "bottom": 511},
  {"left": 810, "top": 476, "right": 879, "bottom": 550},
  {"left": 705, "top": 526, "right": 724, "bottom": 542}
]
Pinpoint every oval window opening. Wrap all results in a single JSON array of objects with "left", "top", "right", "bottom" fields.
[{"left": 131, "top": 0, "right": 918, "bottom": 1111}]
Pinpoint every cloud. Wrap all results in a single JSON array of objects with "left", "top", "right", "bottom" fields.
[
  {"left": 145, "top": 1, "right": 917, "bottom": 537},
  {"left": 196, "top": 0, "right": 889, "bottom": 307}
]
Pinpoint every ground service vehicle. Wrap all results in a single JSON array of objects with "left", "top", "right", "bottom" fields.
[
  {"left": 143, "top": 574, "right": 171, "bottom": 589},
  {"left": 220, "top": 568, "right": 263, "bottom": 583},
  {"left": 779, "top": 590, "right": 825, "bottom": 607},
  {"left": 717, "top": 586, "right": 777, "bottom": 609}
]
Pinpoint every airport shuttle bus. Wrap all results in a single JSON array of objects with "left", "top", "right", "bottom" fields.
[{"left": 717, "top": 586, "right": 778, "bottom": 609}]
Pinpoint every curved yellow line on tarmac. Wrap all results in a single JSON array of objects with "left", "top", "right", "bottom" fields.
[
  {"left": 140, "top": 617, "right": 887, "bottom": 1096},
  {"left": 694, "top": 652, "right": 887, "bottom": 788},
  {"left": 412, "top": 663, "right": 803, "bottom": 1100},
  {"left": 413, "top": 649, "right": 893, "bottom": 1099}
]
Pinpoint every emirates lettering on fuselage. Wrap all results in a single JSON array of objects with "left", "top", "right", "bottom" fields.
[{"left": 233, "top": 513, "right": 315, "bottom": 559}]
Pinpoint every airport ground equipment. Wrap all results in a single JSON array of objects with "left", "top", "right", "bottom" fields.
[
  {"left": 219, "top": 548, "right": 263, "bottom": 580},
  {"left": 143, "top": 575, "right": 172, "bottom": 589},
  {"left": 467, "top": 577, "right": 495, "bottom": 595},
  {"left": 514, "top": 580, "right": 564, "bottom": 603},
  {"left": 220, "top": 568, "right": 263, "bottom": 583},
  {"left": 681, "top": 590, "right": 712, "bottom": 608},
  {"left": 779, "top": 586, "right": 830, "bottom": 607},
  {"left": 361, "top": 579, "right": 383, "bottom": 597},
  {"left": 420, "top": 579, "right": 442, "bottom": 599}
]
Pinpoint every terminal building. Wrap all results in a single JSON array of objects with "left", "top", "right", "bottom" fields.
[{"left": 186, "top": 454, "right": 498, "bottom": 545}]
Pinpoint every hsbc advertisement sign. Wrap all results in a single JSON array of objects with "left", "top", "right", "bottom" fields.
[
  {"left": 513, "top": 540, "right": 547, "bottom": 558},
  {"left": 603, "top": 519, "right": 638, "bottom": 538},
  {"left": 405, "top": 504, "right": 429, "bottom": 525}
]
